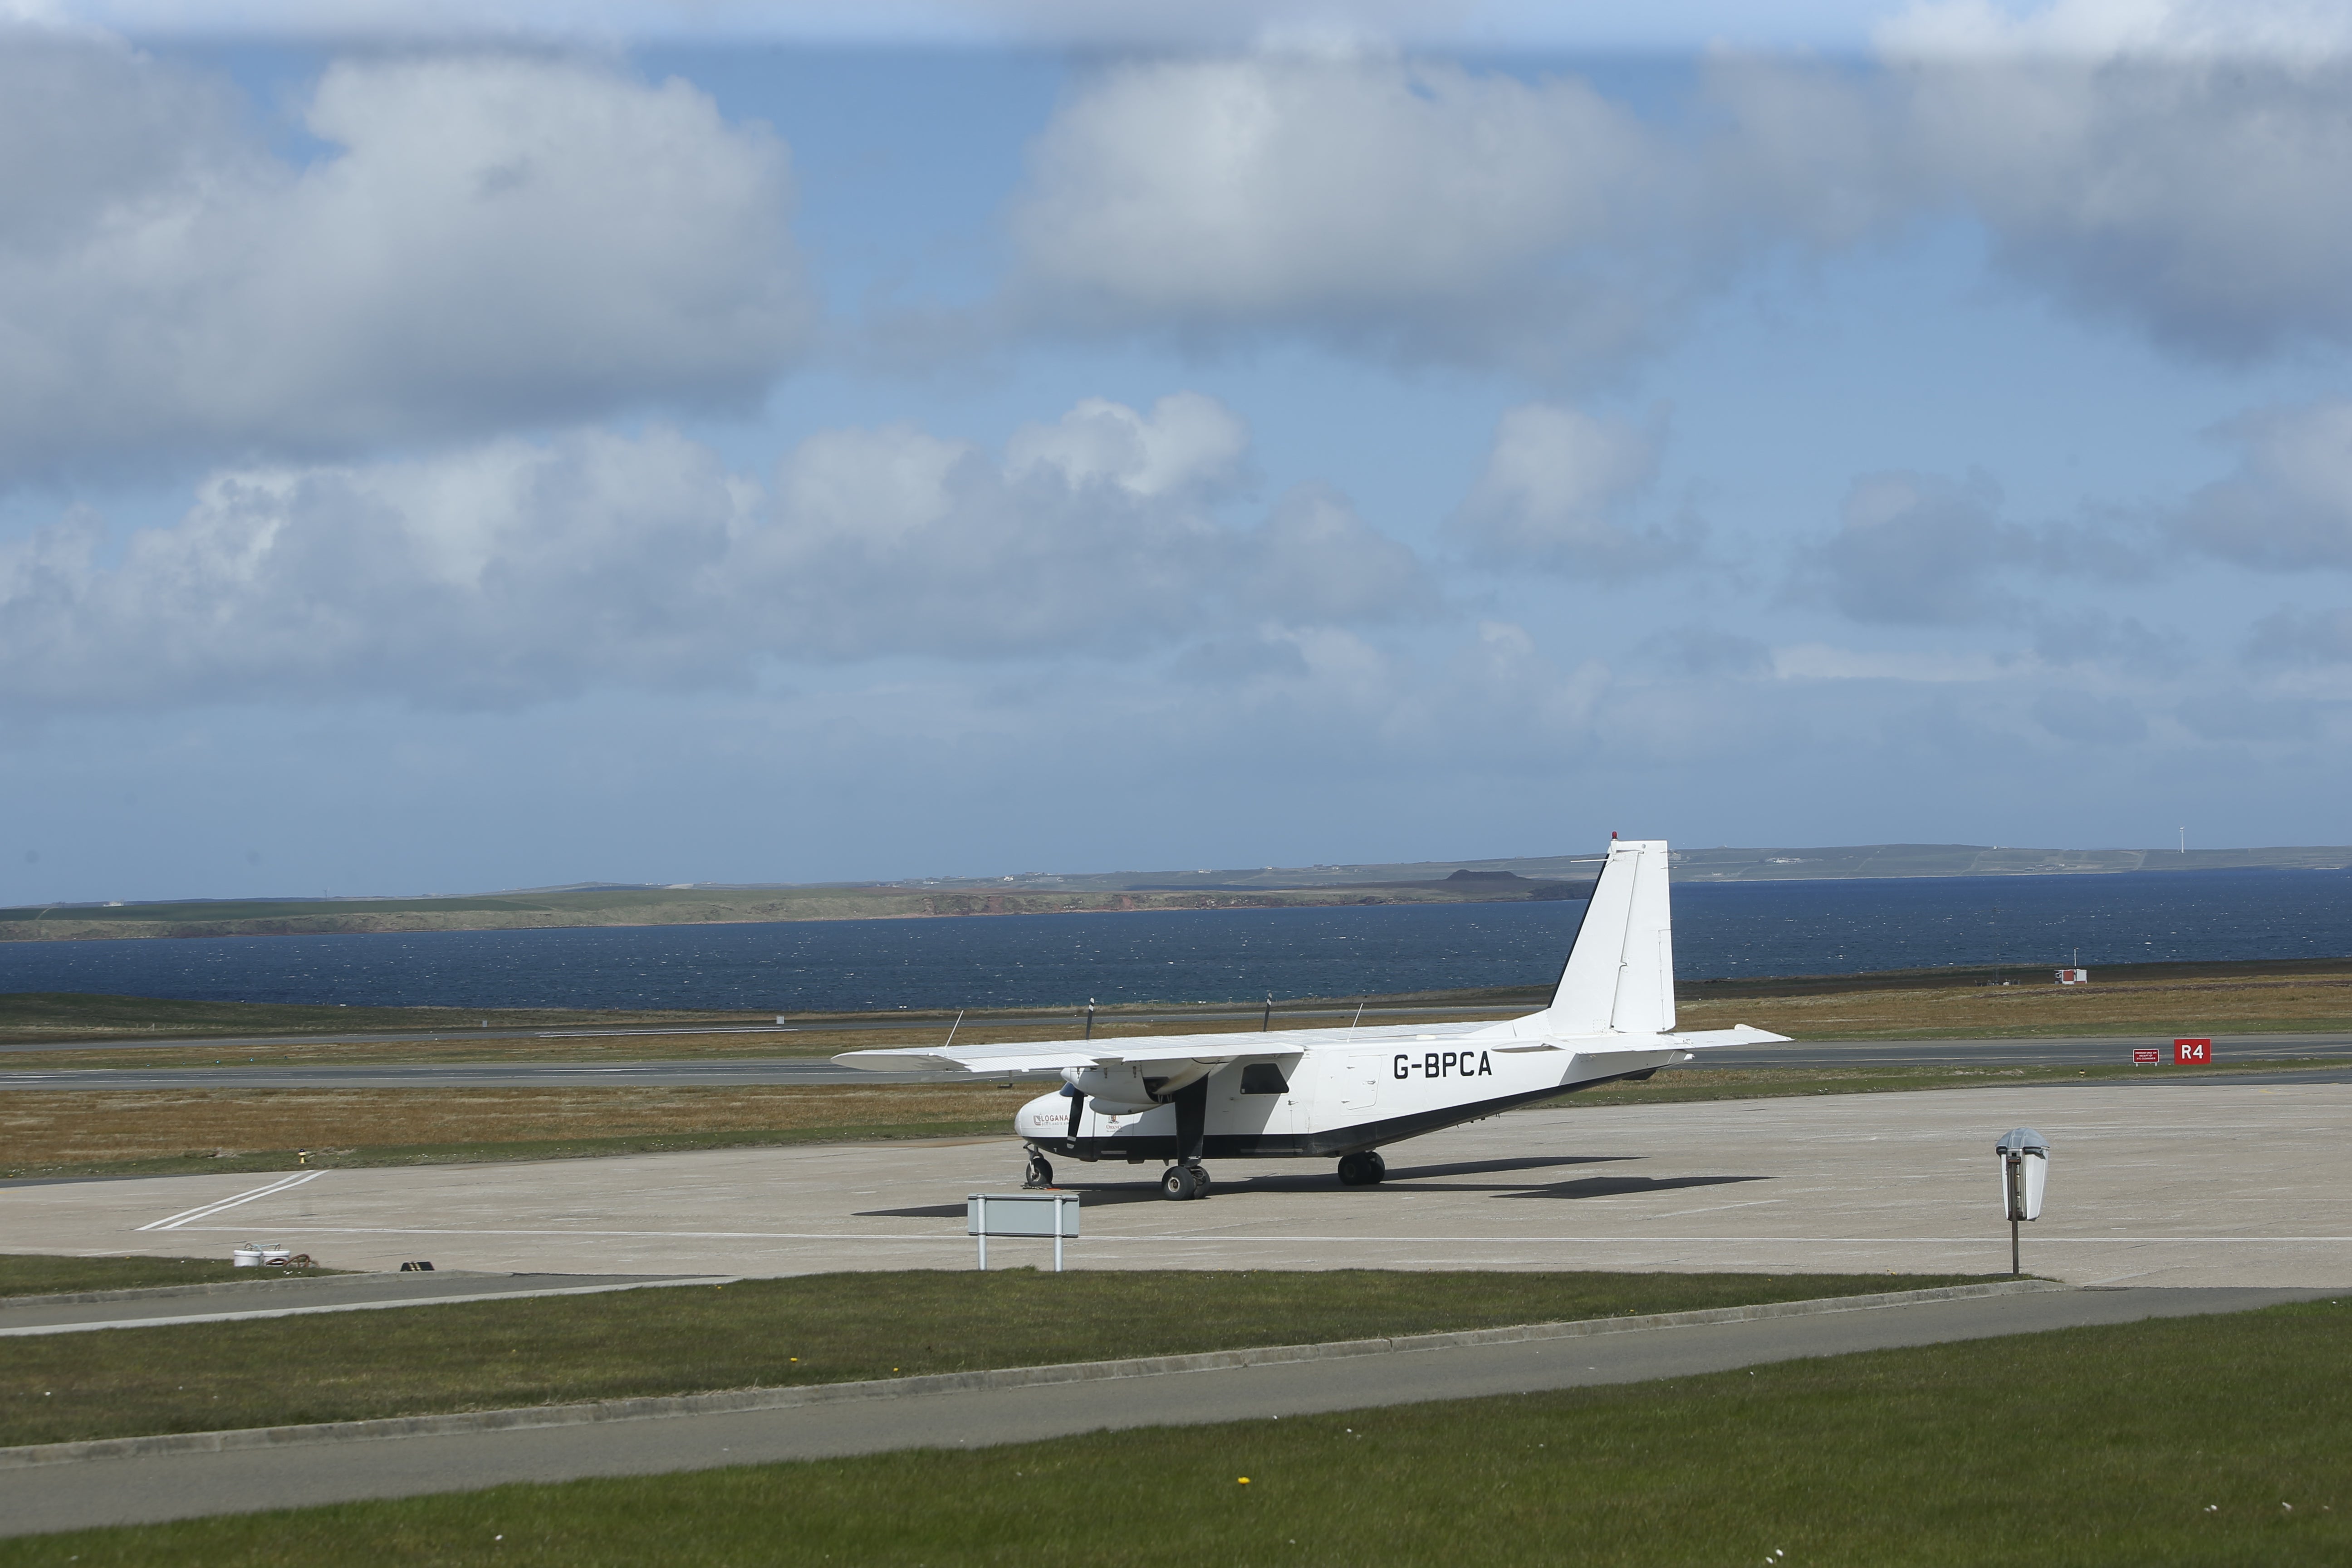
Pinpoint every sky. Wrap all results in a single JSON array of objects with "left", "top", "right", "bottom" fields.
[{"left": 5, "top": 0, "right": 2352, "bottom": 903}]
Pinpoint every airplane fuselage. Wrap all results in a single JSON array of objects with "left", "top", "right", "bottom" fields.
[{"left": 1014, "top": 1036, "right": 1687, "bottom": 1163}]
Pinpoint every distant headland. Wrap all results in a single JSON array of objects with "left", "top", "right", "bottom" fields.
[{"left": 4, "top": 843, "right": 2345, "bottom": 944}]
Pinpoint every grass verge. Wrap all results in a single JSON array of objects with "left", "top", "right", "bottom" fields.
[
  {"left": 6, "top": 1296, "right": 2343, "bottom": 1564},
  {"left": 0, "top": 1269, "right": 1992, "bottom": 1450},
  {"left": 0, "top": 1256, "right": 340, "bottom": 1300}
]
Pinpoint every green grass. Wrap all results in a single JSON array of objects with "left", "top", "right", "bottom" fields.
[
  {"left": 0, "top": 1256, "right": 340, "bottom": 1300},
  {"left": 7, "top": 1297, "right": 2343, "bottom": 1565},
  {"left": 0, "top": 1269, "right": 1990, "bottom": 1449}
]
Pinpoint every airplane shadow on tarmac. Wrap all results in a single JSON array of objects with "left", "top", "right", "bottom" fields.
[{"left": 856, "top": 1159, "right": 1767, "bottom": 1218}]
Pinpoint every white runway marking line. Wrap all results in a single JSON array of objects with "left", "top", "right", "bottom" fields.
[{"left": 134, "top": 1171, "right": 323, "bottom": 1232}]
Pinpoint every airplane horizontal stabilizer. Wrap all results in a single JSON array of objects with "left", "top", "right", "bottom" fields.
[{"left": 1670, "top": 1025, "right": 1793, "bottom": 1048}]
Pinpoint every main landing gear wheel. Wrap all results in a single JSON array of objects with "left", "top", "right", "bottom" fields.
[
  {"left": 1024, "top": 1152, "right": 1054, "bottom": 1189},
  {"left": 1161, "top": 1164, "right": 1205, "bottom": 1201},
  {"left": 1336, "top": 1151, "right": 1387, "bottom": 1187}
]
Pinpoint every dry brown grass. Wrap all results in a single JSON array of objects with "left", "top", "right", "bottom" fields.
[
  {"left": 1678, "top": 973, "right": 2352, "bottom": 1038},
  {"left": 0, "top": 1012, "right": 1504, "bottom": 1070},
  {"left": 0, "top": 1084, "right": 1034, "bottom": 1173}
]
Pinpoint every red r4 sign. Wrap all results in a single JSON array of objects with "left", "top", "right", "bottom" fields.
[{"left": 2175, "top": 1038, "right": 2213, "bottom": 1065}]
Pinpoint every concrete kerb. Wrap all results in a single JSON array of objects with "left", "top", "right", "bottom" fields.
[{"left": 0, "top": 1278, "right": 2067, "bottom": 1472}]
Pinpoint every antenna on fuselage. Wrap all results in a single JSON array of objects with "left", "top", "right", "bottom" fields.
[{"left": 944, "top": 1009, "right": 965, "bottom": 1049}]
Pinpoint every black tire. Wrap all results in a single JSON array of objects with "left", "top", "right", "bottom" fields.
[
  {"left": 1024, "top": 1152, "right": 1054, "bottom": 1189},
  {"left": 1161, "top": 1165, "right": 1198, "bottom": 1201},
  {"left": 1190, "top": 1165, "right": 1211, "bottom": 1193},
  {"left": 1336, "top": 1152, "right": 1371, "bottom": 1186},
  {"left": 1361, "top": 1151, "right": 1386, "bottom": 1184}
]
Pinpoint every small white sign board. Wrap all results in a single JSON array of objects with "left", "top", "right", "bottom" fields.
[{"left": 968, "top": 1192, "right": 1080, "bottom": 1271}]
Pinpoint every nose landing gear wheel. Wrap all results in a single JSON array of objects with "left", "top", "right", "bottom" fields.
[
  {"left": 1161, "top": 1164, "right": 1204, "bottom": 1200},
  {"left": 1336, "top": 1151, "right": 1387, "bottom": 1186},
  {"left": 1024, "top": 1152, "right": 1054, "bottom": 1189}
]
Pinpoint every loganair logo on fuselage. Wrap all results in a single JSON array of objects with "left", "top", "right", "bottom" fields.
[{"left": 1395, "top": 1050, "right": 1493, "bottom": 1080}]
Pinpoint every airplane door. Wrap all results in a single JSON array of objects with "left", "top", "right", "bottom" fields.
[
  {"left": 1333, "top": 1054, "right": 1380, "bottom": 1111},
  {"left": 1216, "top": 1059, "right": 1298, "bottom": 1141}
]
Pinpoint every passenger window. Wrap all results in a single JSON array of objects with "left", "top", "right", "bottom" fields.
[{"left": 1240, "top": 1063, "right": 1289, "bottom": 1095}]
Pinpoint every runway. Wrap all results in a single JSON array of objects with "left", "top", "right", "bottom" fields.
[{"left": 4, "top": 1031, "right": 2347, "bottom": 1089}]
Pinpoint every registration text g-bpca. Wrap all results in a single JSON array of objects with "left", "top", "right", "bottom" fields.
[{"left": 1396, "top": 1050, "right": 1494, "bottom": 1079}]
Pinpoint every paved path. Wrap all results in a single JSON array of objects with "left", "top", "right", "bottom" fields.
[{"left": 0, "top": 1284, "right": 2327, "bottom": 1538}]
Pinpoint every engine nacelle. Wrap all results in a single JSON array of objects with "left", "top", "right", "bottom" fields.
[{"left": 1060, "top": 1060, "right": 1210, "bottom": 1113}]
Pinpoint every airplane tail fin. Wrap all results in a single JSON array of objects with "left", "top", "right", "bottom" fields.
[{"left": 1545, "top": 838, "right": 1675, "bottom": 1036}]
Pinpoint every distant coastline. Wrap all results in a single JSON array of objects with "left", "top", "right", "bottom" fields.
[{"left": 4, "top": 844, "right": 2346, "bottom": 945}]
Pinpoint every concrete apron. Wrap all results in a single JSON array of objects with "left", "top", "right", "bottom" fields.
[{"left": 4, "top": 1079, "right": 2349, "bottom": 1288}]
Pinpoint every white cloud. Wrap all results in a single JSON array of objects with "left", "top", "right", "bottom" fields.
[
  {"left": 1891, "top": 54, "right": 2352, "bottom": 357},
  {"left": 1791, "top": 471, "right": 2029, "bottom": 625},
  {"left": 995, "top": 23, "right": 2352, "bottom": 373},
  {"left": 1004, "top": 392, "right": 1248, "bottom": 499},
  {"left": 2172, "top": 690, "right": 2313, "bottom": 739},
  {"left": 2178, "top": 402, "right": 2352, "bottom": 570},
  {"left": 2249, "top": 605, "right": 2352, "bottom": 664},
  {"left": 1154, "top": 616, "right": 1610, "bottom": 767},
  {"left": 1879, "top": 0, "right": 2352, "bottom": 61},
  {"left": 21, "top": 0, "right": 1919, "bottom": 54},
  {"left": 1004, "top": 54, "right": 1695, "bottom": 374},
  {"left": 2031, "top": 689, "right": 2146, "bottom": 745},
  {"left": 0, "top": 40, "right": 810, "bottom": 480},
  {"left": 1445, "top": 404, "right": 1689, "bottom": 575},
  {"left": 1790, "top": 470, "right": 2146, "bottom": 626},
  {"left": 1634, "top": 627, "right": 1773, "bottom": 677},
  {"left": 0, "top": 395, "right": 1436, "bottom": 709},
  {"left": 1769, "top": 642, "right": 2017, "bottom": 682}
]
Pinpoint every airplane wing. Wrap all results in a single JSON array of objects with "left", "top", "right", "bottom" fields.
[
  {"left": 832, "top": 1019, "right": 1785, "bottom": 1075},
  {"left": 833, "top": 1020, "right": 1496, "bottom": 1075}
]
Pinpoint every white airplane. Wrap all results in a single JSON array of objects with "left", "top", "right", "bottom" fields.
[{"left": 835, "top": 838, "right": 1788, "bottom": 1200}]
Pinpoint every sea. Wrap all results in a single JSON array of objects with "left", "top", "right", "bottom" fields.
[{"left": 1, "top": 866, "right": 2348, "bottom": 1014}]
